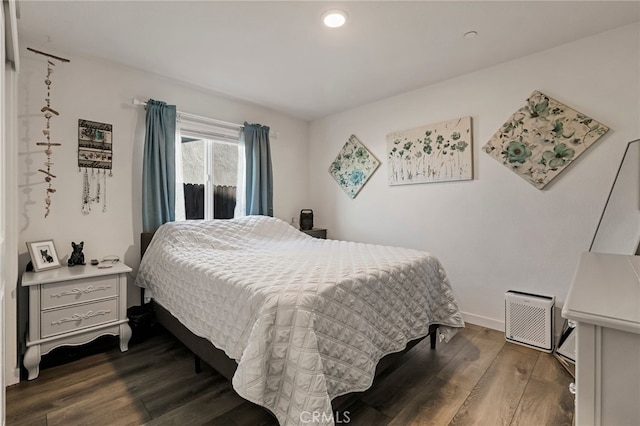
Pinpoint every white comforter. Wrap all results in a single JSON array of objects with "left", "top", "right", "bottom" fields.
[{"left": 135, "top": 216, "right": 464, "bottom": 425}]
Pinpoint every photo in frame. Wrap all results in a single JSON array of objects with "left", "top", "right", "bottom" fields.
[{"left": 26, "top": 239, "right": 61, "bottom": 272}]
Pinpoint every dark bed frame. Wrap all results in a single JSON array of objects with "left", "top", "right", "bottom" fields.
[{"left": 140, "top": 232, "right": 439, "bottom": 411}]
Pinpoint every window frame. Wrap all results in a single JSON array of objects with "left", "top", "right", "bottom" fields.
[{"left": 177, "top": 115, "right": 241, "bottom": 221}]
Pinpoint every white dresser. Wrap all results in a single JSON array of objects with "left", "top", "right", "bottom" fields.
[
  {"left": 562, "top": 252, "right": 640, "bottom": 426},
  {"left": 22, "top": 263, "right": 132, "bottom": 380}
]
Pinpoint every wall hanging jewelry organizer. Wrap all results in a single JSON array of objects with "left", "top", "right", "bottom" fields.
[
  {"left": 78, "top": 119, "right": 113, "bottom": 214},
  {"left": 27, "top": 47, "right": 70, "bottom": 218}
]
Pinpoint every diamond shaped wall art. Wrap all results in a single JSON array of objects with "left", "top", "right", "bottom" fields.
[
  {"left": 329, "top": 135, "right": 380, "bottom": 199},
  {"left": 483, "top": 90, "right": 609, "bottom": 189}
]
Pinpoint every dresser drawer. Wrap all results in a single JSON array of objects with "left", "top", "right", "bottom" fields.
[
  {"left": 41, "top": 298, "right": 118, "bottom": 338},
  {"left": 41, "top": 275, "right": 118, "bottom": 309}
]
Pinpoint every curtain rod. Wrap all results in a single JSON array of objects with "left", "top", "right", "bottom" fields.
[
  {"left": 132, "top": 98, "right": 243, "bottom": 130},
  {"left": 132, "top": 99, "right": 279, "bottom": 139}
]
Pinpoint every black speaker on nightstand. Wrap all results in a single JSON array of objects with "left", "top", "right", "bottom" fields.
[{"left": 300, "top": 209, "right": 314, "bottom": 230}]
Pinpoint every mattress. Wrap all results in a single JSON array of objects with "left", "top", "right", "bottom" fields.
[{"left": 135, "top": 215, "right": 464, "bottom": 425}]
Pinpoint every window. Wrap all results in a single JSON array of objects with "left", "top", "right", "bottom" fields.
[{"left": 176, "top": 116, "right": 242, "bottom": 220}]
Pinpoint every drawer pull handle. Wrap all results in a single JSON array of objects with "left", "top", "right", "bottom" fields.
[
  {"left": 51, "top": 285, "right": 111, "bottom": 298},
  {"left": 51, "top": 309, "right": 111, "bottom": 326}
]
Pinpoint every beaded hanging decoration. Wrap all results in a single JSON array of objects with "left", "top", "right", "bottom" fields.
[
  {"left": 78, "top": 119, "right": 113, "bottom": 214},
  {"left": 28, "top": 47, "right": 70, "bottom": 218}
]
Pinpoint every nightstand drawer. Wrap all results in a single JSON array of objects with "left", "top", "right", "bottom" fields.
[
  {"left": 41, "top": 275, "right": 118, "bottom": 309},
  {"left": 41, "top": 298, "right": 118, "bottom": 338}
]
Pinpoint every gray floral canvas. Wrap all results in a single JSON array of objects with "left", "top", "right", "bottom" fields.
[
  {"left": 483, "top": 91, "right": 609, "bottom": 189},
  {"left": 329, "top": 135, "right": 380, "bottom": 199}
]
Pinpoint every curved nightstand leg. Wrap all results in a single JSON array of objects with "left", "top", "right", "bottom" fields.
[
  {"left": 119, "top": 322, "right": 132, "bottom": 352},
  {"left": 24, "top": 345, "right": 41, "bottom": 380}
]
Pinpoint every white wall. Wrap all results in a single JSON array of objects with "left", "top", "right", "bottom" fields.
[
  {"left": 309, "top": 23, "right": 640, "bottom": 330},
  {"left": 11, "top": 46, "right": 309, "bottom": 380}
]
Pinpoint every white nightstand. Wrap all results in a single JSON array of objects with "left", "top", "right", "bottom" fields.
[{"left": 22, "top": 263, "right": 132, "bottom": 380}]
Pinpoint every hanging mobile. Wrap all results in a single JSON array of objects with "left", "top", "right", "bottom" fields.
[{"left": 28, "top": 47, "right": 69, "bottom": 218}]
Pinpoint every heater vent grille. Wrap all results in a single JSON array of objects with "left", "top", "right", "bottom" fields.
[{"left": 505, "top": 291, "right": 554, "bottom": 352}]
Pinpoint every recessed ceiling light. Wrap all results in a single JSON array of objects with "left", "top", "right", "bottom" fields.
[
  {"left": 323, "top": 9, "right": 348, "bottom": 28},
  {"left": 463, "top": 30, "right": 478, "bottom": 39}
]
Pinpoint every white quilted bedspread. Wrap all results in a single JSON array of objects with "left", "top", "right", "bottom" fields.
[{"left": 135, "top": 216, "right": 464, "bottom": 425}]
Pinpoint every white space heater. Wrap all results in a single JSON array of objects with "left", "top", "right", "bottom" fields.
[{"left": 505, "top": 290, "right": 555, "bottom": 352}]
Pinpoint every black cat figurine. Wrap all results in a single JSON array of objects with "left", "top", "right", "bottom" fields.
[{"left": 67, "top": 241, "right": 86, "bottom": 267}]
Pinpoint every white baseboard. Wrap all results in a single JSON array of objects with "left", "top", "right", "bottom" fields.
[
  {"left": 6, "top": 368, "right": 20, "bottom": 386},
  {"left": 461, "top": 311, "right": 504, "bottom": 332},
  {"left": 461, "top": 310, "right": 563, "bottom": 347}
]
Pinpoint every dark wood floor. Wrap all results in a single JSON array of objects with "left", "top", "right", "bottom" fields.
[{"left": 6, "top": 323, "right": 574, "bottom": 425}]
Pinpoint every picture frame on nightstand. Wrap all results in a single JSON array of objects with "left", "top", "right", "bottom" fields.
[{"left": 26, "top": 239, "right": 61, "bottom": 272}]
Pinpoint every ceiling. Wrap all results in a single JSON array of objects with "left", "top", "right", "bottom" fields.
[{"left": 17, "top": 1, "right": 640, "bottom": 121}]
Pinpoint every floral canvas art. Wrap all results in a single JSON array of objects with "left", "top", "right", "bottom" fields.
[
  {"left": 387, "top": 116, "right": 473, "bottom": 185},
  {"left": 483, "top": 91, "right": 609, "bottom": 189},
  {"left": 329, "top": 135, "right": 380, "bottom": 199}
]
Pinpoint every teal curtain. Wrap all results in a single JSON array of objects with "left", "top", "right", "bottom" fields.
[
  {"left": 244, "top": 122, "right": 273, "bottom": 216},
  {"left": 142, "top": 99, "right": 177, "bottom": 232}
]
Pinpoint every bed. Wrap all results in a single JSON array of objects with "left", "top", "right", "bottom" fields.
[{"left": 135, "top": 215, "right": 464, "bottom": 425}]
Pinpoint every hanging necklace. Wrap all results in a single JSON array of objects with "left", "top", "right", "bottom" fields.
[
  {"left": 102, "top": 170, "right": 107, "bottom": 212},
  {"left": 82, "top": 168, "right": 91, "bottom": 215},
  {"left": 95, "top": 169, "right": 101, "bottom": 204}
]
